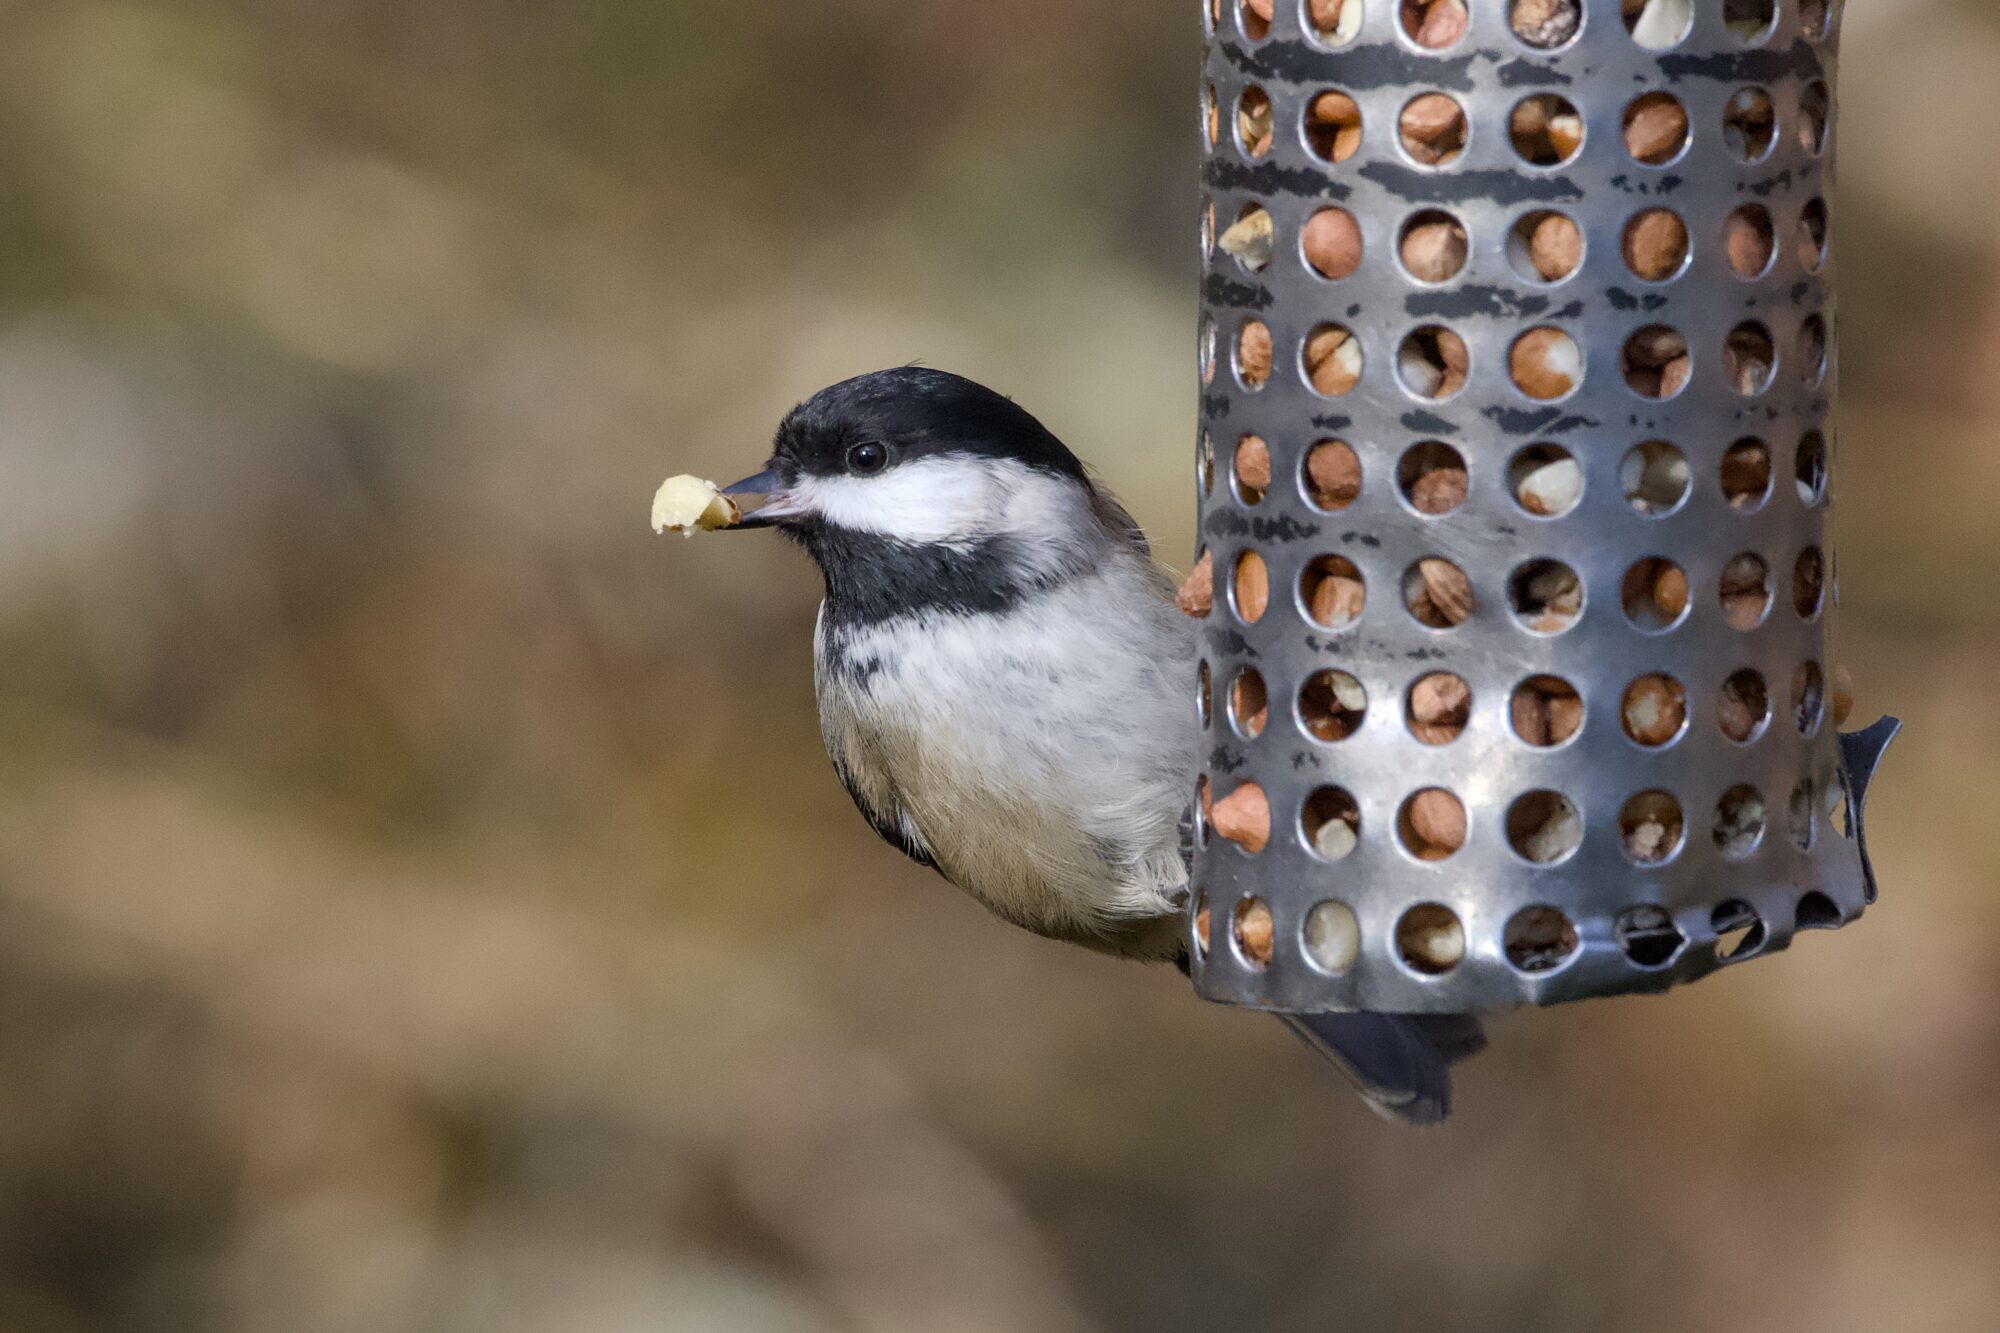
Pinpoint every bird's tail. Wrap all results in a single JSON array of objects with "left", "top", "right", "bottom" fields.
[{"left": 1277, "top": 1011, "right": 1487, "bottom": 1126}]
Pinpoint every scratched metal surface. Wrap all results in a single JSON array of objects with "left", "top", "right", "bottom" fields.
[{"left": 1187, "top": 0, "right": 1891, "bottom": 1014}]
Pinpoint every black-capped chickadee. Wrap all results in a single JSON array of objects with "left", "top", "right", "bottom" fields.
[{"left": 717, "top": 367, "right": 1483, "bottom": 1123}]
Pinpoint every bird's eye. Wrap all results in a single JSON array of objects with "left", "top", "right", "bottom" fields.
[{"left": 846, "top": 441, "right": 888, "bottom": 475}]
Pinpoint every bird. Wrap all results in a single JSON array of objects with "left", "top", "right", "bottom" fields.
[{"left": 713, "top": 366, "right": 1484, "bottom": 1123}]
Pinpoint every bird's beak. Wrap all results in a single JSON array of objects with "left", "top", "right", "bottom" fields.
[{"left": 718, "top": 468, "right": 799, "bottom": 529}]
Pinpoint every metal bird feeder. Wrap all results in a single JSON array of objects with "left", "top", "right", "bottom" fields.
[{"left": 1188, "top": 0, "right": 1896, "bottom": 1014}]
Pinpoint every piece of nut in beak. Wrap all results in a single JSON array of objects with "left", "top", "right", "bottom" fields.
[{"left": 651, "top": 475, "right": 740, "bottom": 536}]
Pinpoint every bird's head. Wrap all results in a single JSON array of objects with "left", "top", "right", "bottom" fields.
[{"left": 720, "top": 368, "right": 1135, "bottom": 600}]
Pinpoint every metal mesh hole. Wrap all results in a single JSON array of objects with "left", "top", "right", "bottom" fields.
[
  {"left": 1303, "top": 207, "right": 1363, "bottom": 280},
  {"left": 1303, "top": 323, "right": 1363, "bottom": 396},
  {"left": 1301, "top": 554, "right": 1366, "bottom": 628},
  {"left": 1233, "top": 433, "right": 1270, "bottom": 504},
  {"left": 1193, "top": 890, "right": 1211, "bottom": 957},
  {"left": 1305, "top": 89, "right": 1363, "bottom": 162},
  {"left": 1713, "top": 784, "right": 1767, "bottom": 858},
  {"left": 1721, "top": 437, "right": 1773, "bottom": 509},
  {"left": 1198, "top": 432, "right": 1214, "bottom": 495},
  {"left": 1792, "top": 660, "right": 1825, "bottom": 735},
  {"left": 1801, "top": 0, "right": 1832, "bottom": 41},
  {"left": 1241, "top": 0, "right": 1274, "bottom": 41},
  {"left": 1621, "top": 325, "right": 1690, "bottom": 399},
  {"left": 1799, "top": 80, "right": 1830, "bottom": 155},
  {"left": 1796, "top": 890, "right": 1841, "bottom": 930},
  {"left": 1723, "top": 86, "right": 1777, "bottom": 161},
  {"left": 1398, "top": 327, "right": 1469, "bottom": 400},
  {"left": 1797, "top": 315, "right": 1828, "bottom": 387},
  {"left": 1202, "top": 83, "right": 1219, "bottom": 150},
  {"left": 1395, "top": 902, "right": 1466, "bottom": 973},
  {"left": 1398, "top": 789, "right": 1466, "bottom": 861},
  {"left": 1720, "top": 553, "right": 1773, "bottom": 631},
  {"left": 1511, "top": 674, "right": 1582, "bottom": 747},
  {"left": 1510, "top": 0, "right": 1582, "bottom": 49},
  {"left": 1510, "top": 94, "right": 1583, "bottom": 167},
  {"left": 1408, "top": 672, "right": 1470, "bottom": 745},
  {"left": 1509, "top": 443, "right": 1581, "bottom": 517},
  {"left": 1718, "top": 667, "right": 1770, "bottom": 743},
  {"left": 1230, "top": 666, "right": 1269, "bottom": 739},
  {"left": 1724, "top": 320, "right": 1777, "bottom": 396},
  {"left": 1789, "top": 779, "right": 1816, "bottom": 850},
  {"left": 1195, "top": 775, "right": 1213, "bottom": 848},
  {"left": 1725, "top": 204, "right": 1776, "bottom": 278},
  {"left": 1796, "top": 198, "right": 1829, "bottom": 273},
  {"left": 1303, "top": 440, "right": 1361, "bottom": 511},
  {"left": 1620, "top": 790, "right": 1685, "bottom": 865},
  {"left": 1399, "top": 92, "right": 1468, "bottom": 167},
  {"left": 1302, "top": 900, "right": 1361, "bottom": 973},
  {"left": 1622, "top": 673, "right": 1688, "bottom": 747},
  {"left": 1199, "top": 314, "right": 1217, "bottom": 385},
  {"left": 1217, "top": 204, "right": 1274, "bottom": 273},
  {"left": 1723, "top": 0, "right": 1777, "bottom": 44},
  {"left": 1238, "top": 86, "right": 1274, "bottom": 158},
  {"left": 1198, "top": 660, "right": 1213, "bottom": 729},
  {"left": 1234, "top": 897, "right": 1275, "bottom": 966},
  {"left": 1622, "top": 0, "right": 1691, "bottom": 50},
  {"left": 1622, "top": 440, "right": 1690, "bottom": 514},
  {"left": 1510, "top": 210, "right": 1583, "bottom": 283},
  {"left": 1235, "top": 318, "right": 1271, "bottom": 389},
  {"left": 1299, "top": 669, "right": 1367, "bottom": 741},
  {"left": 1302, "top": 786, "right": 1361, "bottom": 861},
  {"left": 1511, "top": 326, "right": 1582, "bottom": 399},
  {"left": 1211, "top": 780, "right": 1271, "bottom": 852},
  {"left": 1307, "top": 0, "right": 1364, "bottom": 47},
  {"left": 1507, "top": 790, "right": 1582, "bottom": 864},
  {"left": 1399, "top": 209, "right": 1468, "bottom": 282},
  {"left": 1615, "top": 904, "right": 1686, "bottom": 968},
  {"left": 1398, "top": 441, "right": 1468, "bottom": 513},
  {"left": 1621, "top": 557, "right": 1689, "bottom": 632},
  {"left": 1231, "top": 550, "right": 1270, "bottom": 622},
  {"left": 1505, "top": 905, "right": 1579, "bottom": 972},
  {"left": 1401, "top": 0, "right": 1468, "bottom": 49},
  {"left": 1403, "top": 557, "right": 1474, "bottom": 628},
  {"left": 1710, "top": 898, "right": 1766, "bottom": 960},
  {"left": 1509, "top": 559, "right": 1583, "bottom": 634},
  {"left": 1621, "top": 208, "right": 1688, "bottom": 282},
  {"left": 1622, "top": 91, "right": 1689, "bottom": 165},
  {"left": 1794, "top": 546, "right": 1825, "bottom": 619},
  {"left": 1796, "top": 430, "right": 1827, "bottom": 505}
]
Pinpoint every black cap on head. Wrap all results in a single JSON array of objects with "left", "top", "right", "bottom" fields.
[{"left": 771, "top": 367, "right": 1088, "bottom": 484}]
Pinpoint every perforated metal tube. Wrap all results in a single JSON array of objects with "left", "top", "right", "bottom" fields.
[{"left": 1188, "top": 0, "right": 1892, "bottom": 1013}]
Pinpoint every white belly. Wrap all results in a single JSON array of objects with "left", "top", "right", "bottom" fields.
[{"left": 815, "top": 557, "right": 1198, "bottom": 953}]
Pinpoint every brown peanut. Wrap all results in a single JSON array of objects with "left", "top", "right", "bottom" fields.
[
  {"left": 1212, "top": 782, "right": 1271, "bottom": 853},
  {"left": 1303, "top": 208, "right": 1363, "bottom": 280}
]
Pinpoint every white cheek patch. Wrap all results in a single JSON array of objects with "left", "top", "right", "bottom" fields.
[{"left": 787, "top": 456, "right": 1087, "bottom": 547}]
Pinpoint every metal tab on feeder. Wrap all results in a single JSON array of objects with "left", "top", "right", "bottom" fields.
[{"left": 1189, "top": 0, "right": 1895, "bottom": 1015}]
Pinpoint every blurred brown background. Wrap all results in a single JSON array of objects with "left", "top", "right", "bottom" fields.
[{"left": 0, "top": 0, "right": 1996, "bottom": 1329}]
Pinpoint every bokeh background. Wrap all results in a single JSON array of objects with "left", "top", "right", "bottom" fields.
[{"left": 1, "top": 0, "right": 1996, "bottom": 1329}]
